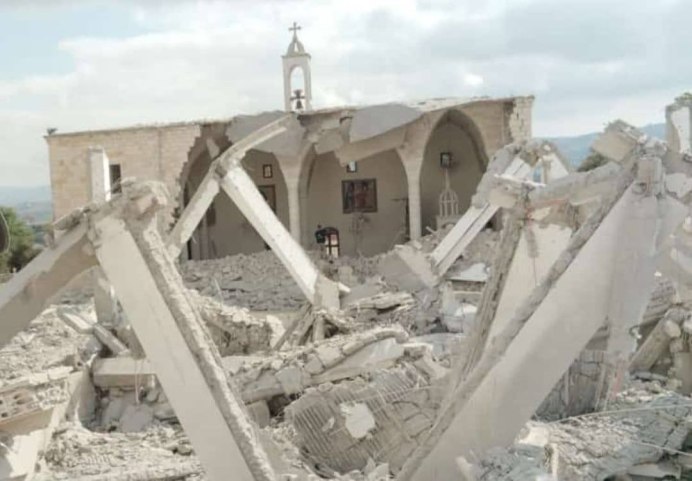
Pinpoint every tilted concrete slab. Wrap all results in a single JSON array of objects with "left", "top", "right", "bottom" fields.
[
  {"left": 168, "top": 114, "right": 292, "bottom": 258},
  {"left": 0, "top": 223, "right": 97, "bottom": 347},
  {"left": 168, "top": 114, "right": 339, "bottom": 309},
  {"left": 488, "top": 222, "right": 572, "bottom": 342},
  {"left": 349, "top": 104, "right": 422, "bottom": 143},
  {"left": 218, "top": 159, "right": 339, "bottom": 309},
  {"left": 431, "top": 157, "right": 531, "bottom": 279},
  {"left": 404, "top": 180, "right": 687, "bottom": 480},
  {"left": 93, "top": 186, "right": 278, "bottom": 481},
  {"left": 227, "top": 112, "right": 306, "bottom": 158}
]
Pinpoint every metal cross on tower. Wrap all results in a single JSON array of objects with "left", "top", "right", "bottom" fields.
[{"left": 289, "top": 21, "right": 301, "bottom": 38}]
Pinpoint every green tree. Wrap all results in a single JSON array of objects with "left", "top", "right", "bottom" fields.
[{"left": 0, "top": 207, "right": 40, "bottom": 273}]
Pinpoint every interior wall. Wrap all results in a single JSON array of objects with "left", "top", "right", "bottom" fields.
[
  {"left": 420, "top": 122, "right": 485, "bottom": 233},
  {"left": 306, "top": 150, "right": 408, "bottom": 257},
  {"left": 184, "top": 149, "right": 289, "bottom": 259}
]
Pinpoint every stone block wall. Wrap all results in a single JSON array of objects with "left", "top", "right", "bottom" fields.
[
  {"left": 458, "top": 96, "right": 534, "bottom": 160},
  {"left": 47, "top": 123, "right": 201, "bottom": 221}
]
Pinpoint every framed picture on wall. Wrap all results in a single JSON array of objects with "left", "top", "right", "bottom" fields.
[
  {"left": 342, "top": 179, "right": 377, "bottom": 213},
  {"left": 262, "top": 164, "right": 273, "bottom": 179}
]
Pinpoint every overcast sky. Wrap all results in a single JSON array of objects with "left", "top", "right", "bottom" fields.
[{"left": 1, "top": 0, "right": 690, "bottom": 187}]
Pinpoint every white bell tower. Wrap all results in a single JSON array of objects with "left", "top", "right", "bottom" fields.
[{"left": 282, "top": 22, "right": 312, "bottom": 112}]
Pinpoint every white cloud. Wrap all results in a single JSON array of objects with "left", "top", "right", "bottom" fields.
[
  {"left": 463, "top": 73, "right": 484, "bottom": 88},
  {"left": 1, "top": 0, "right": 690, "bottom": 187}
]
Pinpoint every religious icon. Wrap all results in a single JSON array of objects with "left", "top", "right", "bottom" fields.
[
  {"left": 342, "top": 179, "right": 377, "bottom": 213},
  {"left": 262, "top": 164, "right": 273, "bottom": 179}
]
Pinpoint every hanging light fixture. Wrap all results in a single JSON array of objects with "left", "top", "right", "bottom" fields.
[
  {"left": 440, "top": 151, "right": 453, "bottom": 168},
  {"left": 440, "top": 113, "right": 454, "bottom": 168}
]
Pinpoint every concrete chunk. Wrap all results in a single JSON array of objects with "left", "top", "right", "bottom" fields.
[{"left": 92, "top": 357, "right": 155, "bottom": 388}]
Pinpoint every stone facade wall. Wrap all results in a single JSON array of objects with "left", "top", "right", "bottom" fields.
[
  {"left": 459, "top": 101, "right": 507, "bottom": 158},
  {"left": 458, "top": 96, "right": 534, "bottom": 158},
  {"left": 507, "top": 96, "right": 534, "bottom": 143},
  {"left": 47, "top": 123, "right": 200, "bottom": 221},
  {"left": 46, "top": 97, "right": 533, "bottom": 257}
]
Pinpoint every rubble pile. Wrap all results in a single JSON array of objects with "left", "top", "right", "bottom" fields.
[
  {"left": 0, "top": 307, "right": 95, "bottom": 382},
  {"left": 37, "top": 423, "right": 201, "bottom": 481},
  {"left": 3, "top": 111, "right": 692, "bottom": 481},
  {"left": 180, "top": 250, "right": 307, "bottom": 311},
  {"left": 474, "top": 385, "right": 692, "bottom": 480}
]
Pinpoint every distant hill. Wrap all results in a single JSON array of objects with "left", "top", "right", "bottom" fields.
[
  {"left": 549, "top": 123, "right": 666, "bottom": 168},
  {"left": 0, "top": 185, "right": 51, "bottom": 206},
  {"left": 0, "top": 185, "right": 52, "bottom": 225}
]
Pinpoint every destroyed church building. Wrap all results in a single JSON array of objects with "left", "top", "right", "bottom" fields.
[
  {"left": 46, "top": 28, "right": 542, "bottom": 258},
  {"left": 5, "top": 21, "right": 692, "bottom": 481}
]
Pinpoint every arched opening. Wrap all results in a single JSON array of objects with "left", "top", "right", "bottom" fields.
[
  {"left": 420, "top": 109, "right": 488, "bottom": 234},
  {"left": 304, "top": 150, "right": 408, "bottom": 257},
  {"left": 179, "top": 132, "right": 289, "bottom": 260},
  {"left": 289, "top": 66, "right": 307, "bottom": 110}
]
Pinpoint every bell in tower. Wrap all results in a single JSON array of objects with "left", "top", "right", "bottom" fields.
[{"left": 282, "top": 22, "right": 312, "bottom": 112}]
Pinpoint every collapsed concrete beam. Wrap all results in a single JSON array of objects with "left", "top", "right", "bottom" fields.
[
  {"left": 402, "top": 169, "right": 687, "bottom": 480},
  {"left": 92, "top": 357, "right": 156, "bottom": 388},
  {"left": 217, "top": 150, "right": 340, "bottom": 309},
  {"left": 333, "top": 124, "right": 407, "bottom": 166},
  {"left": 430, "top": 157, "right": 531, "bottom": 279},
  {"left": 168, "top": 115, "right": 293, "bottom": 258},
  {"left": 92, "top": 185, "right": 278, "bottom": 481},
  {"left": 168, "top": 114, "right": 340, "bottom": 309},
  {"left": 0, "top": 223, "right": 97, "bottom": 347},
  {"left": 486, "top": 161, "right": 623, "bottom": 210},
  {"left": 430, "top": 141, "right": 571, "bottom": 280},
  {"left": 381, "top": 143, "right": 572, "bottom": 291},
  {"left": 487, "top": 223, "right": 573, "bottom": 344}
]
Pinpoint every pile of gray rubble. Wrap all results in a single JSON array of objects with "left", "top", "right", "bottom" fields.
[{"left": 2, "top": 99, "right": 692, "bottom": 481}]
